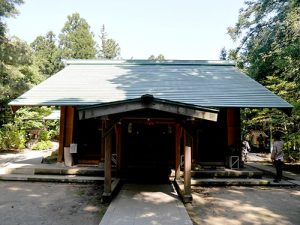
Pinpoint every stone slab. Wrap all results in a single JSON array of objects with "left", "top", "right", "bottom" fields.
[
  {"left": 99, "top": 183, "right": 193, "bottom": 225},
  {"left": 0, "top": 174, "right": 105, "bottom": 183}
]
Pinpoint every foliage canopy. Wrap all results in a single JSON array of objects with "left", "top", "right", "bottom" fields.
[
  {"left": 31, "top": 31, "right": 64, "bottom": 77},
  {"left": 0, "top": 0, "right": 23, "bottom": 42},
  {"left": 0, "top": 8, "right": 121, "bottom": 150},
  {"left": 99, "top": 25, "right": 120, "bottom": 59},
  {"left": 228, "top": 0, "right": 300, "bottom": 158},
  {"left": 59, "top": 13, "right": 97, "bottom": 59}
]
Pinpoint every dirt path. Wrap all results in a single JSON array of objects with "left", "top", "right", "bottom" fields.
[
  {"left": 0, "top": 181, "right": 107, "bottom": 225},
  {"left": 186, "top": 186, "right": 300, "bottom": 225},
  {"left": 1, "top": 181, "right": 299, "bottom": 225}
]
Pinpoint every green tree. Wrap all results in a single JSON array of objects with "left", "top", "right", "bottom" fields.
[
  {"left": 31, "top": 31, "right": 64, "bottom": 77},
  {"left": 148, "top": 54, "right": 165, "bottom": 61},
  {"left": 0, "top": 0, "right": 25, "bottom": 127},
  {"left": 0, "top": 37, "right": 43, "bottom": 125},
  {"left": 0, "top": 0, "right": 23, "bottom": 42},
  {"left": 228, "top": 0, "right": 300, "bottom": 103},
  {"left": 59, "top": 13, "right": 97, "bottom": 59},
  {"left": 228, "top": 0, "right": 300, "bottom": 82},
  {"left": 148, "top": 55, "right": 155, "bottom": 60},
  {"left": 0, "top": 0, "right": 53, "bottom": 150},
  {"left": 229, "top": 0, "right": 300, "bottom": 158},
  {"left": 156, "top": 54, "right": 165, "bottom": 61},
  {"left": 99, "top": 25, "right": 120, "bottom": 59},
  {"left": 219, "top": 47, "right": 227, "bottom": 60}
]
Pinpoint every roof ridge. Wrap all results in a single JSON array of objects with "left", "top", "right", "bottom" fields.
[{"left": 63, "top": 59, "right": 236, "bottom": 66}]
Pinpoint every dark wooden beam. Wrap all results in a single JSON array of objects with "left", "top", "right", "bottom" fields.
[
  {"left": 104, "top": 120, "right": 112, "bottom": 195},
  {"left": 100, "top": 120, "right": 105, "bottom": 162},
  {"left": 115, "top": 124, "right": 122, "bottom": 176},
  {"left": 58, "top": 106, "right": 66, "bottom": 162},
  {"left": 64, "top": 106, "right": 75, "bottom": 147},
  {"left": 10, "top": 105, "right": 21, "bottom": 113},
  {"left": 79, "top": 101, "right": 218, "bottom": 121},
  {"left": 175, "top": 124, "right": 182, "bottom": 180},
  {"left": 183, "top": 130, "right": 192, "bottom": 202},
  {"left": 227, "top": 108, "right": 241, "bottom": 147},
  {"left": 193, "top": 129, "right": 200, "bottom": 162}
]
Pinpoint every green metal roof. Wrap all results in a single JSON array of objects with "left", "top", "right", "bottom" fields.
[{"left": 9, "top": 60, "right": 292, "bottom": 109}]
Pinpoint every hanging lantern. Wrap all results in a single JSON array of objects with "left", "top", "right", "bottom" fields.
[{"left": 128, "top": 123, "right": 132, "bottom": 133}]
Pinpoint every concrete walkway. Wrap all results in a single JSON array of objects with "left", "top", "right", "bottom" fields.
[{"left": 99, "top": 183, "right": 193, "bottom": 225}]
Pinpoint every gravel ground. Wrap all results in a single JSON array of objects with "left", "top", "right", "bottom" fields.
[
  {"left": 247, "top": 153, "right": 271, "bottom": 162},
  {"left": 186, "top": 186, "right": 300, "bottom": 225},
  {"left": 0, "top": 181, "right": 107, "bottom": 225},
  {"left": 2, "top": 183, "right": 299, "bottom": 225},
  {"left": 1, "top": 148, "right": 299, "bottom": 225}
]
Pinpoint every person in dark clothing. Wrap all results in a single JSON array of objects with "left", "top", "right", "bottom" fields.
[
  {"left": 257, "top": 134, "right": 265, "bottom": 152},
  {"left": 271, "top": 132, "right": 284, "bottom": 182}
]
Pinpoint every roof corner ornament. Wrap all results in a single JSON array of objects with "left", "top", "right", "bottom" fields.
[{"left": 141, "top": 94, "right": 154, "bottom": 105}]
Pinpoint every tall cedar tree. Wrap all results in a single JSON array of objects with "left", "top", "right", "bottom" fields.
[
  {"left": 99, "top": 25, "right": 120, "bottom": 59},
  {"left": 0, "top": 0, "right": 43, "bottom": 125},
  {"left": 31, "top": 31, "right": 64, "bottom": 77},
  {"left": 59, "top": 13, "right": 97, "bottom": 59},
  {"left": 0, "top": 0, "right": 23, "bottom": 43}
]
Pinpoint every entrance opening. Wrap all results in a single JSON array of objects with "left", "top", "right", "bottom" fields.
[
  {"left": 75, "top": 118, "right": 102, "bottom": 164},
  {"left": 122, "top": 122, "right": 175, "bottom": 183}
]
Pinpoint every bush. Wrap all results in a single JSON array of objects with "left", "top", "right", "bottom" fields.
[
  {"left": 45, "top": 120, "right": 59, "bottom": 140},
  {"left": 39, "top": 130, "right": 50, "bottom": 141},
  {"left": 0, "top": 123, "right": 26, "bottom": 150},
  {"left": 0, "top": 107, "right": 59, "bottom": 150},
  {"left": 284, "top": 132, "right": 300, "bottom": 161},
  {"left": 48, "top": 129, "right": 59, "bottom": 140},
  {"left": 32, "top": 141, "right": 53, "bottom": 150}
]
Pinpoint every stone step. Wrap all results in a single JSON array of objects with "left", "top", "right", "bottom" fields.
[
  {"left": 191, "top": 170, "right": 263, "bottom": 178},
  {"left": 0, "top": 169, "right": 297, "bottom": 186},
  {"left": 0, "top": 164, "right": 108, "bottom": 176},
  {"left": 0, "top": 173, "right": 105, "bottom": 183},
  {"left": 34, "top": 167, "right": 105, "bottom": 176},
  {"left": 191, "top": 178, "right": 296, "bottom": 186}
]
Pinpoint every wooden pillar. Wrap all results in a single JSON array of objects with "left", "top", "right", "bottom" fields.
[
  {"left": 115, "top": 125, "right": 122, "bottom": 176},
  {"left": 58, "top": 106, "right": 66, "bottom": 162},
  {"left": 175, "top": 124, "right": 182, "bottom": 180},
  {"left": 100, "top": 120, "right": 105, "bottom": 162},
  {"left": 184, "top": 130, "right": 192, "bottom": 200},
  {"left": 193, "top": 129, "right": 199, "bottom": 163},
  {"left": 227, "top": 108, "right": 241, "bottom": 147},
  {"left": 58, "top": 106, "right": 74, "bottom": 162},
  {"left": 64, "top": 106, "right": 75, "bottom": 146},
  {"left": 104, "top": 121, "right": 112, "bottom": 195}
]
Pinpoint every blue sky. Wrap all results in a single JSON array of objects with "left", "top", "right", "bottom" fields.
[{"left": 5, "top": 0, "right": 245, "bottom": 60}]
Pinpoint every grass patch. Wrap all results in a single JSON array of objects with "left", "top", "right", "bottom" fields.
[{"left": 32, "top": 140, "right": 53, "bottom": 150}]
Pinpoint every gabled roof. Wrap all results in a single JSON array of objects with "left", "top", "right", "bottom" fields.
[
  {"left": 78, "top": 95, "right": 219, "bottom": 121},
  {"left": 9, "top": 60, "right": 292, "bottom": 109}
]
